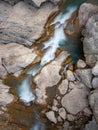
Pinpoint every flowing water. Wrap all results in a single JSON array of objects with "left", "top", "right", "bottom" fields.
[{"left": 3, "top": 0, "right": 98, "bottom": 130}]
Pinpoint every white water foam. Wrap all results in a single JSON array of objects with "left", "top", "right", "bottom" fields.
[
  {"left": 18, "top": 75, "right": 35, "bottom": 105},
  {"left": 27, "top": 63, "right": 42, "bottom": 76},
  {"left": 51, "top": 6, "right": 77, "bottom": 26},
  {"left": 40, "top": 6, "right": 77, "bottom": 66},
  {"left": 40, "top": 25, "right": 67, "bottom": 66}
]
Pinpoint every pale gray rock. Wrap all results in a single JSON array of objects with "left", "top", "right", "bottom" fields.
[
  {"left": 66, "top": 70, "right": 75, "bottom": 81},
  {"left": 92, "top": 62, "right": 98, "bottom": 76},
  {"left": 0, "top": 80, "right": 14, "bottom": 106},
  {"left": 3, "top": 0, "right": 21, "bottom": 5},
  {"left": 58, "top": 79, "right": 68, "bottom": 95},
  {"left": 34, "top": 52, "right": 69, "bottom": 104},
  {"left": 53, "top": 99, "right": 58, "bottom": 106},
  {"left": 4, "top": 0, "right": 60, "bottom": 6},
  {"left": 78, "top": 3, "right": 98, "bottom": 25},
  {"left": 83, "top": 107, "right": 92, "bottom": 117},
  {"left": 89, "top": 89, "right": 98, "bottom": 123},
  {"left": 69, "top": 82, "right": 75, "bottom": 89},
  {"left": 0, "top": 1, "right": 57, "bottom": 46},
  {"left": 0, "top": 43, "right": 37, "bottom": 75},
  {"left": 77, "top": 59, "right": 86, "bottom": 69},
  {"left": 52, "top": 106, "right": 58, "bottom": 112},
  {"left": 61, "top": 87, "right": 89, "bottom": 115},
  {"left": 67, "top": 114, "right": 75, "bottom": 122},
  {"left": 92, "top": 77, "right": 98, "bottom": 89},
  {"left": 75, "top": 69, "right": 92, "bottom": 88},
  {"left": 58, "top": 108, "right": 66, "bottom": 120},
  {"left": 83, "top": 14, "right": 98, "bottom": 66},
  {"left": 46, "top": 111, "right": 57, "bottom": 124}
]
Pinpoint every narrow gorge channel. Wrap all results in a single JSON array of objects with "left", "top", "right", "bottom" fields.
[{"left": 1, "top": 0, "right": 98, "bottom": 130}]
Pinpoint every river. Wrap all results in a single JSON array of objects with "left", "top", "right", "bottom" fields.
[{"left": 3, "top": 0, "right": 98, "bottom": 130}]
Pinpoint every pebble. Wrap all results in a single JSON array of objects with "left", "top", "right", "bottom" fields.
[
  {"left": 58, "top": 79, "right": 68, "bottom": 95},
  {"left": 58, "top": 107, "right": 66, "bottom": 120},
  {"left": 92, "top": 77, "right": 98, "bottom": 89},
  {"left": 77, "top": 59, "right": 86, "bottom": 68},
  {"left": 46, "top": 111, "right": 57, "bottom": 124}
]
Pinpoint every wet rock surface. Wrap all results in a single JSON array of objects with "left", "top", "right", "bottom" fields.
[{"left": 0, "top": 1, "right": 57, "bottom": 46}]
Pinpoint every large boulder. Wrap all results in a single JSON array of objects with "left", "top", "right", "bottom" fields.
[
  {"left": 61, "top": 82, "right": 89, "bottom": 115},
  {"left": 0, "top": 43, "right": 37, "bottom": 78},
  {"left": 83, "top": 14, "right": 98, "bottom": 66},
  {"left": 78, "top": 3, "right": 98, "bottom": 25},
  {"left": 0, "top": 1, "right": 58, "bottom": 46}
]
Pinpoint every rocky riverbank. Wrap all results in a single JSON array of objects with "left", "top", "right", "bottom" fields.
[{"left": 0, "top": 0, "right": 98, "bottom": 130}]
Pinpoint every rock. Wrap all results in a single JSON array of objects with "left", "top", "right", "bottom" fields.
[
  {"left": 61, "top": 87, "right": 89, "bottom": 115},
  {"left": 83, "top": 14, "right": 98, "bottom": 66},
  {"left": 84, "top": 117, "right": 98, "bottom": 130},
  {"left": 57, "top": 116, "right": 63, "bottom": 122},
  {"left": 53, "top": 99, "right": 58, "bottom": 106},
  {"left": 0, "top": 43, "right": 37, "bottom": 76},
  {"left": 34, "top": 52, "right": 69, "bottom": 104},
  {"left": 52, "top": 106, "right": 58, "bottom": 112},
  {"left": 66, "top": 70, "right": 75, "bottom": 81},
  {"left": 77, "top": 59, "right": 86, "bottom": 69},
  {"left": 67, "top": 114, "right": 75, "bottom": 122},
  {"left": 0, "top": 80, "right": 14, "bottom": 106},
  {"left": 92, "top": 62, "right": 98, "bottom": 76},
  {"left": 89, "top": 89, "right": 98, "bottom": 123},
  {"left": 25, "top": 0, "right": 47, "bottom": 7},
  {"left": 83, "top": 107, "right": 92, "bottom": 117},
  {"left": 4, "top": 0, "right": 60, "bottom": 6},
  {"left": 35, "top": 88, "right": 47, "bottom": 104},
  {"left": 92, "top": 77, "right": 98, "bottom": 89},
  {"left": 69, "top": 82, "right": 75, "bottom": 89},
  {"left": 78, "top": 3, "right": 98, "bottom": 25},
  {"left": 58, "top": 108, "right": 66, "bottom": 120},
  {"left": 0, "top": 1, "right": 58, "bottom": 46},
  {"left": 75, "top": 69, "right": 92, "bottom": 88},
  {"left": 58, "top": 79, "right": 68, "bottom": 95},
  {"left": 3, "top": 0, "right": 21, "bottom": 5},
  {"left": 46, "top": 111, "right": 57, "bottom": 124}
]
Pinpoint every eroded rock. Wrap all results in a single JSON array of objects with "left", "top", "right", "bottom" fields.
[
  {"left": 78, "top": 3, "right": 98, "bottom": 25},
  {"left": 58, "top": 79, "right": 68, "bottom": 95},
  {"left": 0, "top": 43, "right": 37, "bottom": 76},
  {"left": 89, "top": 89, "right": 98, "bottom": 123},
  {"left": 75, "top": 69, "right": 92, "bottom": 88},
  {"left": 58, "top": 107, "right": 66, "bottom": 120},
  {"left": 46, "top": 111, "right": 57, "bottom": 124},
  {"left": 77, "top": 59, "right": 86, "bottom": 69},
  {"left": 0, "top": 80, "right": 14, "bottom": 106},
  {"left": 83, "top": 14, "right": 98, "bottom": 66},
  {"left": 0, "top": 1, "right": 58, "bottom": 46},
  {"left": 92, "top": 62, "right": 98, "bottom": 76},
  {"left": 92, "top": 77, "right": 98, "bottom": 89},
  {"left": 61, "top": 86, "right": 89, "bottom": 115},
  {"left": 66, "top": 70, "right": 75, "bottom": 82}
]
